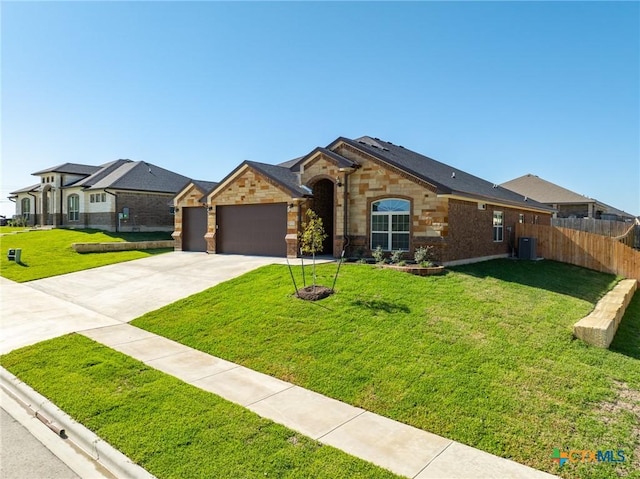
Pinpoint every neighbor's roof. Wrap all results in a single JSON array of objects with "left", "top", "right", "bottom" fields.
[
  {"left": 82, "top": 161, "right": 191, "bottom": 194},
  {"left": 32, "top": 163, "right": 100, "bottom": 176},
  {"left": 332, "top": 136, "right": 553, "bottom": 211},
  {"left": 9, "top": 183, "right": 41, "bottom": 196},
  {"left": 500, "top": 174, "right": 595, "bottom": 205}
]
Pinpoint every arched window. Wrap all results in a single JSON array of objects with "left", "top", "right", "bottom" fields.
[
  {"left": 21, "top": 198, "right": 30, "bottom": 219},
  {"left": 371, "top": 199, "right": 410, "bottom": 251},
  {"left": 68, "top": 194, "right": 80, "bottom": 221}
]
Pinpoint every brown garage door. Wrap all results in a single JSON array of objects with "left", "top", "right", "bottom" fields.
[
  {"left": 216, "top": 203, "right": 287, "bottom": 256},
  {"left": 182, "top": 207, "right": 208, "bottom": 252}
]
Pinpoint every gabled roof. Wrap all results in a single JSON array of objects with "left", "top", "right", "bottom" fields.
[
  {"left": 277, "top": 156, "right": 305, "bottom": 168},
  {"left": 73, "top": 159, "right": 133, "bottom": 188},
  {"left": 32, "top": 163, "right": 100, "bottom": 176},
  {"left": 207, "top": 160, "right": 311, "bottom": 199},
  {"left": 500, "top": 174, "right": 594, "bottom": 204},
  {"left": 192, "top": 180, "right": 218, "bottom": 192},
  {"left": 289, "top": 147, "right": 357, "bottom": 171},
  {"left": 333, "top": 136, "right": 553, "bottom": 211},
  {"left": 84, "top": 161, "right": 190, "bottom": 194}
]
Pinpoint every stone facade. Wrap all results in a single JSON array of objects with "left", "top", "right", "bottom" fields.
[
  {"left": 206, "top": 166, "right": 299, "bottom": 254},
  {"left": 172, "top": 183, "right": 208, "bottom": 250}
]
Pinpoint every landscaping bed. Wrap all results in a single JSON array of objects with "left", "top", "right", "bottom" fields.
[{"left": 130, "top": 260, "right": 640, "bottom": 479}]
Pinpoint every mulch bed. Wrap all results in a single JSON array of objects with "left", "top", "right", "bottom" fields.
[{"left": 296, "top": 285, "right": 334, "bottom": 301}]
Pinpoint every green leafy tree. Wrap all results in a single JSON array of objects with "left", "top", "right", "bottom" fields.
[{"left": 300, "top": 209, "right": 328, "bottom": 290}]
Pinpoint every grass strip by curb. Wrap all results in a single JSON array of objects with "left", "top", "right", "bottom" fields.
[{"left": 0, "top": 334, "right": 401, "bottom": 479}]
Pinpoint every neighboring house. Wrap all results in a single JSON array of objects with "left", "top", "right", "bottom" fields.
[
  {"left": 173, "top": 136, "right": 554, "bottom": 264},
  {"left": 501, "top": 174, "right": 636, "bottom": 221},
  {"left": 9, "top": 160, "right": 190, "bottom": 232}
]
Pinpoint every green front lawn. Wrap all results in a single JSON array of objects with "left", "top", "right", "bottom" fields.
[
  {"left": 0, "top": 335, "right": 399, "bottom": 479},
  {"left": 130, "top": 260, "right": 639, "bottom": 479},
  {"left": 0, "top": 229, "right": 172, "bottom": 282}
]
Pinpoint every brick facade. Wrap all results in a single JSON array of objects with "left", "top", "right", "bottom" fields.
[
  {"left": 115, "top": 192, "right": 174, "bottom": 232},
  {"left": 446, "top": 199, "right": 551, "bottom": 262}
]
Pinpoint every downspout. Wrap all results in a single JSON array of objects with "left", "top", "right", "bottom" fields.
[
  {"left": 104, "top": 189, "right": 118, "bottom": 232},
  {"left": 59, "top": 175, "right": 64, "bottom": 227},
  {"left": 28, "top": 191, "right": 37, "bottom": 226}
]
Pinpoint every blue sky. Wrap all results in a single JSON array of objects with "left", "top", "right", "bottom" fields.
[{"left": 2, "top": 1, "right": 639, "bottom": 218}]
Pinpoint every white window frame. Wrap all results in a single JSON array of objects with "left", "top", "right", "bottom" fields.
[
  {"left": 371, "top": 199, "right": 411, "bottom": 251},
  {"left": 68, "top": 194, "right": 80, "bottom": 222},
  {"left": 21, "top": 198, "right": 30, "bottom": 219},
  {"left": 493, "top": 211, "right": 504, "bottom": 242}
]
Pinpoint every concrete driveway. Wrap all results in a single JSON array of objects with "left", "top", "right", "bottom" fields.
[{"left": 1, "top": 252, "right": 282, "bottom": 354}]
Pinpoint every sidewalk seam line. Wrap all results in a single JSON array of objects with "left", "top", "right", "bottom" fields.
[
  {"left": 317, "top": 409, "right": 367, "bottom": 440},
  {"left": 245, "top": 384, "right": 296, "bottom": 407},
  {"left": 412, "top": 440, "right": 454, "bottom": 478}
]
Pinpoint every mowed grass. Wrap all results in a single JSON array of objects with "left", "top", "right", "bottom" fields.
[
  {"left": 0, "top": 335, "right": 399, "bottom": 479},
  {"left": 0, "top": 229, "right": 172, "bottom": 282},
  {"left": 131, "top": 260, "right": 640, "bottom": 479}
]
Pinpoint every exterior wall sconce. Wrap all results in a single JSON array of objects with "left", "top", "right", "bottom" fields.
[
  {"left": 208, "top": 206, "right": 213, "bottom": 211},
  {"left": 335, "top": 177, "right": 343, "bottom": 187},
  {"left": 287, "top": 203, "right": 294, "bottom": 212}
]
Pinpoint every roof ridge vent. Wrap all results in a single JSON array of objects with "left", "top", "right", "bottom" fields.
[{"left": 382, "top": 147, "right": 389, "bottom": 151}]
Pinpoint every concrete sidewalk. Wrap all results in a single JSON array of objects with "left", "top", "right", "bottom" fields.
[{"left": 81, "top": 323, "right": 557, "bottom": 479}]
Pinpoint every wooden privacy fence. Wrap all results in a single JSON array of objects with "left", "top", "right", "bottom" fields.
[
  {"left": 551, "top": 218, "right": 631, "bottom": 237},
  {"left": 516, "top": 223, "right": 640, "bottom": 281}
]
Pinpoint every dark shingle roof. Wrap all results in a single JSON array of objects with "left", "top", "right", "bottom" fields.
[
  {"left": 85, "top": 161, "right": 190, "bottom": 194},
  {"left": 209, "top": 160, "right": 311, "bottom": 199},
  {"left": 278, "top": 156, "right": 305, "bottom": 168},
  {"left": 192, "top": 180, "right": 218, "bottom": 192},
  {"left": 73, "top": 159, "right": 133, "bottom": 188},
  {"left": 32, "top": 163, "right": 100, "bottom": 176},
  {"left": 337, "top": 136, "right": 553, "bottom": 211},
  {"left": 246, "top": 161, "right": 311, "bottom": 197},
  {"left": 9, "top": 183, "right": 40, "bottom": 195},
  {"left": 500, "top": 174, "right": 594, "bottom": 204},
  {"left": 288, "top": 147, "right": 357, "bottom": 171}
]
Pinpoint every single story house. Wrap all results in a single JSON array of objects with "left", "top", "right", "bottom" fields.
[
  {"left": 9, "top": 160, "right": 190, "bottom": 232},
  {"left": 173, "top": 136, "right": 554, "bottom": 264},
  {"left": 501, "top": 174, "right": 636, "bottom": 221}
]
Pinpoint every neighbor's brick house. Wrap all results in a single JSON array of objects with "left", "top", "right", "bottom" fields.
[
  {"left": 173, "top": 136, "right": 554, "bottom": 264},
  {"left": 10, "top": 160, "right": 190, "bottom": 232}
]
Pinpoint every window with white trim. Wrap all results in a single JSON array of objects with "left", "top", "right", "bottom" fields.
[
  {"left": 518, "top": 214, "right": 525, "bottom": 224},
  {"left": 68, "top": 194, "right": 80, "bottom": 221},
  {"left": 493, "top": 211, "right": 504, "bottom": 242},
  {"left": 21, "top": 198, "right": 30, "bottom": 219},
  {"left": 371, "top": 199, "right": 410, "bottom": 251}
]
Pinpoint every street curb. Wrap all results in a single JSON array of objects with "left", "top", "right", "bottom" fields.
[{"left": 1, "top": 367, "right": 156, "bottom": 479}]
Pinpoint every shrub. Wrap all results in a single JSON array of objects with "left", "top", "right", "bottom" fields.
[
  {"left": 372, "top": 245, "right": 385, "bottom": 264},
  {"left": 390, "top": 249, "right": 404, "bottom": 264},
  {"left": 414, "top": 246, "right": 434, "bottom": 267}
]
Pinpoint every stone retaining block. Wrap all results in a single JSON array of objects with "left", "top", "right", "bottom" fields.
[
  {"left": 573, "top": 279, "right": 637, "bottom": 348},
  {"left": 72, "top": 240, "right": 174, "bottom": 253}
]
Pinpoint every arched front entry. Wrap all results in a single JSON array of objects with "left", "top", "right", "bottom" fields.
[{"left": 310, "top": 179, "right": 335, "bottom": 255}]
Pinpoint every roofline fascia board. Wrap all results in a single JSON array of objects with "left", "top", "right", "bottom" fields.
[
  {"left": 438, "top": 193, "right": 556, "bottom": 214},
  {"left": 330, "top": 137, "right": 452, "bottom": 194}
]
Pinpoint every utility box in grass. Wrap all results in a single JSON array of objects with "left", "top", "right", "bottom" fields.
[{"left": 7, "top": 248, "right": 22, "bottom": 262}]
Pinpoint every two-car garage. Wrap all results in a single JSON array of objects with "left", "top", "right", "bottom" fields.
[{"left": 216, "top": 203, "right": 288, "bottom": 257}]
